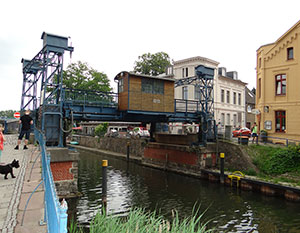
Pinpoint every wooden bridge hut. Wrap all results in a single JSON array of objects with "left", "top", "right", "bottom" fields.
[{"left": 114, "top": 71, "right": 175, "bottom": 114}]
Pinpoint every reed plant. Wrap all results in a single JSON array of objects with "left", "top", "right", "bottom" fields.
[{"left": 69, "top": 207, "right": 214, "bottom": 233}]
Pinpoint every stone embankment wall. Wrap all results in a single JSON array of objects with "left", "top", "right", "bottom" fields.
[
  {"left": 48, "top": 148, "right": 79, "bottom": 198},
  {"left": 216, "top": 140, "right": 259, "bottom": 172},
  {"left": 74, "top": 135, "right": 147, "bottom": 158},
  {"left": 74, "top": 135, "right": 300, "bottom": 201}
]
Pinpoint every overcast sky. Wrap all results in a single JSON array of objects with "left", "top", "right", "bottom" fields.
[{"left": 0, "top": 0, "right": 299, "bottom": 111}]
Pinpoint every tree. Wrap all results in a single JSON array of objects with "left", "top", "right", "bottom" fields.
[
  {"left": 0, "top": 110, "right": 17, "bottom": 118},
  {"left": 95, "top": 122, "right": 108, "bottom": 137},
  {"left": 63, "top": 61, "right": 112, "bottom": 93},
  {"left": 133, "top": 52, "right": 171, "bottom": 76}
]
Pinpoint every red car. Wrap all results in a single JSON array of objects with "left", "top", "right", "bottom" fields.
[{"left": 232, "top": 127, "right": 251, "bottom": 137}]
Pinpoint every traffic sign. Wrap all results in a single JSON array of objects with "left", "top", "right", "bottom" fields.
[{"left": 14, "top": 112, "right": 20, "bottom": 119}]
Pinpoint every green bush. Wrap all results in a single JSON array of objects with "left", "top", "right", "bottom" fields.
[
  {"left": 250, "top": 145, "right": 300, "bottom": 175},
  {"left": 95, "top": 123, "right": 108, "bottom": 137}
]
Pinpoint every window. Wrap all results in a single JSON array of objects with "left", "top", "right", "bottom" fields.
[
  {"left": 258, "top": 78, "right": 261, "bottom": 98},
  {"left": 275, "top": 74, "right": 286, "bottom": 95},
  {"left": 221, "top": 89, "right": 224, "bottom": 102},
  {"left": 275, "top": 111, "right": 286, "bottom": 132},
  {"left": 226, "top": 91, "right": 230, "bottom": 103},
  {"left": 233, "top": 114, "right": 237, "bottom": 127},
  {"left": 194, "top": 86, "right": 201, "bottom": 101},
  {"left": 118, "top": 78, "right": 124, "bottom": 93},
  {"left": 142, "top": 79, "right": 153, "bottom": 93},
  {"left": 233, "top": 92, "right": 236, "bottom": 104},
  {"left": 182, "top": 86, "right": 188, "bottom": 100},
  {"left": 259, "top": 57, "right": 261, "bottom": 68},
  {"left": 226, "top": 113, "right": 230, "bottom": 125},
  {"left": 238, "top": 93, "right": 241, "bottom": 105},
  {"left": 141, "top": 78, "right": 164, "bottom": 94},
  {"left": 221, "top": 113, "right": 225, "bottom": 125},
  {"left": 182, "top": 67, "right": 188, "bottom": 77},
  {"left": 238, "top": 112, "right": 242, "bottom": 123},
  {"left": 153, "top": 80, "right": 164, "bottom": 94},
  {"left": 287, "top": 47, "right": 294, "bottom": 60}
]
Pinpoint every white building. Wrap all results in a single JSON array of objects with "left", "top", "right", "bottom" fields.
[
  {"left": 216, "top": 67, "right": 247, "bottom": 133},
  {"left": 169, "top": 56, "right": 247, "bottom": 133}
]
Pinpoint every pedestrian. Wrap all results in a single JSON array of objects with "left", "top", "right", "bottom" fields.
[
  {"left": 251, "top": 122, "right": 258, "bottom": 143},
  {"left": 14, "top": 110, "right": 33, "bottom": 150},
  {"left": 0, "top": 124, "right": 5, "bottom": 162}
]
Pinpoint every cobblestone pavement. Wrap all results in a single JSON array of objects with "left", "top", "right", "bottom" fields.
[{"left": 0, "top": 135, "right": 46, "bottom": 233}]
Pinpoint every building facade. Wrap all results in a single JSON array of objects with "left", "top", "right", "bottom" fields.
[
  {"left": 170, "top": 56, "right": 246, "bottom": 133},
  {"left": 215, "top": 68, "right": 247, "bottom": 132},
  {"left": 256, "top": 20, "right": 300, "bottom": 141},
  {"left": 245, "top": 87, "right": 256, "bottom": 129}
]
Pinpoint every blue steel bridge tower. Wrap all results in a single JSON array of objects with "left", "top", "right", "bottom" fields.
[
  {"left": 175, "top": 65, "right": 216, "bottom": 145},
  {"left": 21, "top": 32, "right": 73, "bottom": 147}
]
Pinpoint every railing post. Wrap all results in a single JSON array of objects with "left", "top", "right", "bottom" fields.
[
  {"left": 286, "top": 139, "right": 289, "bottom": 147},
  {"left": 102, "top": 160, "right": 108, "bottom": 214},
  {"left": 220, "top": 153, "right": 225, "bottom": 184},
  {"left": 59, "top": 199, "right": 68, "bottom": 233},
  {"left": 127, "top": 142, "right": 130, "bottom": 161}
]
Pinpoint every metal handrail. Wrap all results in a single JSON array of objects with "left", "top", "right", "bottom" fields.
[
  {"left": 259, "top": 134, "right": 300, "bottom": 147},
  {"left": 34, "top": 128, "right": 68, "bottom": 233}
]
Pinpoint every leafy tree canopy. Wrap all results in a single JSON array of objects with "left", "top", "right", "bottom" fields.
[
  {"left": 0, "top": 110, "right": 18, "bottom": 118},
  {"left": 63, "top": 61, "right": 112, "bottom": 92},
  {"left": 133, "top": 52, "right": 171, "bottom": 76}
]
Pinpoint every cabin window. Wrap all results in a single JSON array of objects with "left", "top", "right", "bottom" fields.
[
  {"left": 275, "top": 111, "right": 286, "bottom": 132},
  {"left": 275, "top": 74, "right": 286, "bottom": 95},
  {"left": 118, "top": 79, "right": 124, "bottom": 93},
  {"left": 142, "top": 79, "right": 153, "bottom": 93},
  {"left": 141, "top": 78, "right": 164, "bottom": 94},
  {"left": 153, "top": 80, "right": 164, "bottom": 94}
]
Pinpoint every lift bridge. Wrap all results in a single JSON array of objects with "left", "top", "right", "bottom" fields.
[{"left": 21, "top": 32, "right": 216, "bottom": 147}]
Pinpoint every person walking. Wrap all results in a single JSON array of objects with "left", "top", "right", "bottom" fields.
[
  {"left": 251, "top": 122, "right": 258, "bottom": 143},
  {"left": 0, "top": 124, "right": 5, "bottom": 162},
  {"left": 14, "top": 110, "right": 33, "bottom": 150}
]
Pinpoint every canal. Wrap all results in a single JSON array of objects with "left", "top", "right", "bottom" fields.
[{"left": 69, "top": 149, "right": 300, "bottom": 232}]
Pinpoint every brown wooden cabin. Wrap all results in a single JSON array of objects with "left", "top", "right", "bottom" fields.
[{"left": 114, "top": 71, "right": 174, "bottom": 113}]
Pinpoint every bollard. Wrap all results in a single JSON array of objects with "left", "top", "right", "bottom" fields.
[
  {"left": 127, "top": 142, "right": 130, "bottom": 161},
  {"left": 102, "top": 160, "right": 108, "bottom": 214},
  {"left": 220, "top": 153, "right": 225, "bottom": 184}
]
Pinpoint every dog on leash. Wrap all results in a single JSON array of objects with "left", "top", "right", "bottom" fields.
[{"left": 0, "top": 159, "right": 20, "bottom": 179}]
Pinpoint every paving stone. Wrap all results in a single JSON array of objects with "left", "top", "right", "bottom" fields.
[{"left": 0, "top": 134, "right": 45, "bottom": 233}]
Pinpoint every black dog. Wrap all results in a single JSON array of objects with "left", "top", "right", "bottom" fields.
[{"left": 0, "top": 159, "right": 20, "bottom": 179}]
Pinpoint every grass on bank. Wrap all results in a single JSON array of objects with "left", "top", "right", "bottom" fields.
[
  {"left": 69, "top": 207, "right": 214, "bottom": 233},
  {"left": 245, "top": 144, "right": 300, "bottom": 186}
]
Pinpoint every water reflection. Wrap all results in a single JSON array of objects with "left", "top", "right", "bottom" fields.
[{"left": 71, "top": 150, "right": 300, "bottom": 232}]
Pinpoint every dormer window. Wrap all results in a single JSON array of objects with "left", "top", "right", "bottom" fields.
[{"left": 287, "top": 47, "right": 294, "bottom": 60}]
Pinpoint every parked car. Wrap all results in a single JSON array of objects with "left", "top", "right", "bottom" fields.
[
  {"left": 105, "top": 126, "right": 128, "bottom": 138},
  {"left": 129, "top": 127, "right": 150, "bottom": 138},
  {"left": 232, "top": 127, "right": 251, "bottom": 137}
]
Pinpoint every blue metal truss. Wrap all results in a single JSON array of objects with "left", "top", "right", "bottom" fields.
[{"left": 21, "top": 33, "right": 216, "bottom": 147}]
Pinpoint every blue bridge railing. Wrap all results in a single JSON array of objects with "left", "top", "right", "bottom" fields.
[{"left": 35, "top": 128, "right": 68, "bottom": 233}]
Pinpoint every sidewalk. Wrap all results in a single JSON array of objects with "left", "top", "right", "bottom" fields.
[{"left": 0, "top": 135, "right": 46, "bottom": 233}]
